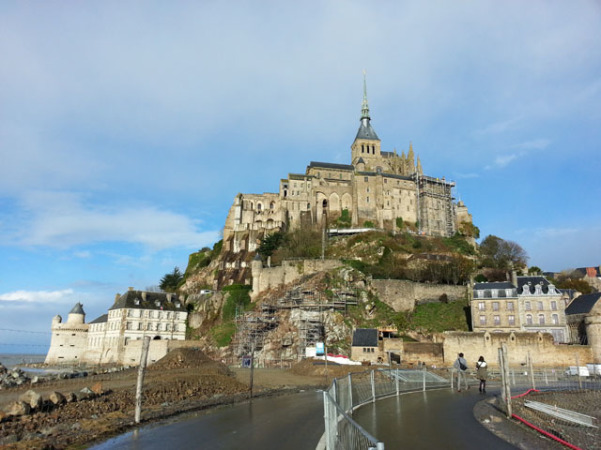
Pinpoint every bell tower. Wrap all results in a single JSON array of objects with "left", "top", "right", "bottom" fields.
[{"left": 351, "top": 72, "right": 381, "bottom": 168}]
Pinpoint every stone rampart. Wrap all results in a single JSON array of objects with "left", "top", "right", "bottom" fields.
[
  {"left": 443, "top": 331, "right": 592, "bottom": 369},
  {"left": 252, "top": 259, "right": 343, "bottom": 297},
  {"left": 371, "top": 279, "right": 467, "bottom": 312}
]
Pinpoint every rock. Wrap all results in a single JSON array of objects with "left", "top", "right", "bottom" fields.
[
  {"left": 0, "top": 363, "right": 7, "bottom": 374},
  {"left": 79, "top": 387, "right": 95, "bottom": 400},
  {"left": 3, "top": 400, "right": 31, "bottom": 417},
  {"left": 31, "top": 375, "right": 39, "bottom": 384},
  {"left": 49, "top": 391, "right": 66, "bottom": 405},
  {"left": 91, "top": 382, "right": 104, "bottom": 395},
  {"left": 65, "top": 392, "right": 77, "bottom": 403},
  {"left": 0, "top": 410, "right": 6, "bottom": 422},
  {"left": 19, "top": 390, "right": 43, "bottom": 409},
  {"left": 0, "top": 434, "right": 18, "bottom": 445}
]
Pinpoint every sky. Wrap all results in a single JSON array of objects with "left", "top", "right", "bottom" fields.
[{"left": 1, "top": 1, "right": 600, "bottom": 354}]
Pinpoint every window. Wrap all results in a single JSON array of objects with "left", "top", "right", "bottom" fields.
[
  {"left": 507, "top": 302, "right": 514, "bottom": 311},
  {"left": 538, "top": 301, "right": 544, "bottom": 310},
  {"left": 552, "top": 314, "right": 559, "bottom": 325},
  {"left": 494, "top": 315, "right": 500, "bottom": 326},
  {"left": 526, "top": 314, "right": 533, "bottom": 325},
  {"left": 492, "top": 302, "right": 499, "bottom": 311},
  {"left": 366, "top": 197, "right": 370, "bottom": 203},
  {"left": 525, "top": 301, "right": 531, "bottom": 311},
  {"left": 479, "top": 316, "right": 486, "bottom": 326},
  {"left": 551, "top": 301, "right": 557, "bottom": 311},
  {"left": 508, "top": 315, "right": 515, "bottom": 326},
  {"left": 384, "top": 179, "right": 387, "bottom": 184},
  {"left": 538, "top": 314, "right": 545, "bottom": 325},
  {"left": 364, "top": 177, "right": 368, "bottom": 182},
  {"left": 478, "top": 302, "right": 486, "bottom": 311}
]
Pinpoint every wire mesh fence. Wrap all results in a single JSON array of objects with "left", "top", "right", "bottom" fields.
[{"left": 322, "top": 368, "right": 451, "bottom": 450}]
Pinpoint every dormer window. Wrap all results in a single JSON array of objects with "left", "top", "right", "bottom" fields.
[
  {"left": 155, "top": 300, "right": 160, "bottom": 307},
  {"left": 134, "top": 299, "right": 140, "bottom": 305}
]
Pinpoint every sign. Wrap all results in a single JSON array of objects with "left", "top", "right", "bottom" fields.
[{"left": 316, "top": 342, "right": 325, "bottom": 356}]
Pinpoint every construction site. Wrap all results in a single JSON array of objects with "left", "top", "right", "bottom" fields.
[{"left": 232, "top": 284, "right": 359, "bottom": 368}]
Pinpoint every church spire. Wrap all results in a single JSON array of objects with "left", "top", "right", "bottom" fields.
[
  {"left": 361, "top": 70, "right": 370, "bottom": 120},
  {"left": 355, "top": 71, "right": 379, "bottom": 141}
]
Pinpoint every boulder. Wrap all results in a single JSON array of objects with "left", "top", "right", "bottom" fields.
[
  {"left": 78, "top": 387, "right": 95, "bottom": 400},
  {"left": 19, "top": 390, "right": 43, "bottom": 409},
  {"left": 3, "top": 401, "right": 31, "bottom": 417},
  {"left": 49, "top": 391, "right": 66, "bottom": 405},
  {"left": 65, "top": 392, "right": 77, "bottom": 403},
  {"left": 91, "top": 382, "right": 104, "bottom": 395}
]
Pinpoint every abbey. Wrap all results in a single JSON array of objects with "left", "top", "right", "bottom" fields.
[{"left": 223, "top": 78, "right": 472, "bottom": 255}]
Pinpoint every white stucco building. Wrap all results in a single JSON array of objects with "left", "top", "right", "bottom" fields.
[{"left": 45, "top": 288, "right": 189, "bottom": 366}]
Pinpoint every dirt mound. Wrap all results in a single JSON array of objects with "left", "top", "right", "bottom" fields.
[{"left": 150, "top": 347, "right": 230, "bottom": 375}]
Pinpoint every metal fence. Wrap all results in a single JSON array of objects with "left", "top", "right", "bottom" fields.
[
  {"left": 494, "top": 350, "right": 601, "bottom": 450},
  {"left": 322, "top": 368, "right": 451, "bottom": 450}
]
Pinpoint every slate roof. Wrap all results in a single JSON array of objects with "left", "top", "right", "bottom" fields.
[
  {"left": 89, "top": 314, "right": 108, "bottom": 324},
  {"left": 308, "top": 161, "right": 354, "bottom": 171},
  {"left": 565, "top": 292, "right": 601, "bottom": 316},
  {"left": 69, "top": 302, "right": 85, "bottom": 315},
  {"left": 473, "top": 282, "right": 517, "bottom": 299},
  {"left": 355, "top": 120, "right": 380, "bottom": 141},
  {"left": 109, "top": 290, "right": 184, "bottom": 311},
  {"left": 517, "top": 276, "right": 557, "bottom": 294},
  {"left": 352, "top": 328, "right": 378, "bottom": 347}
]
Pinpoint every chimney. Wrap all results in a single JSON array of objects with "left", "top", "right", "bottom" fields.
[
  {"left": 115, "top": 293, "right": 120, "bottom": 302},
  {"left": 511, "top": 270, "right": 517, "bottom": 287},
  {"left": 128, "top": 286, "right": 134, "bottom": 291},
  {"left": 141, "top": 292, "right": 147, "bottom": 301}
]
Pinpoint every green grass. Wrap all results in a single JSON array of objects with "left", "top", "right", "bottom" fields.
[
  {"left": 212, "top": 321, "right": 237, "bottom": 347},
  {"left": 410, "top": 300, "right": 469, "bottom": 332}
]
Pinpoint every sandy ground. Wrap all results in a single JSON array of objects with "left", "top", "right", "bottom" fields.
[{"left": 0, "top": 350, "right": 360, "bottom": 449}]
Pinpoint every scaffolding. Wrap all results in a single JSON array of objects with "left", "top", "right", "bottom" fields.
[{"left": 416, "top": 174, "right": 456, "bottom": 237}]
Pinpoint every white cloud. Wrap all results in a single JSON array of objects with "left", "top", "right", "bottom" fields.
[
  {"left": 4, "top": 191, "right": 219, "bottom": 250},
  {"left": 511, "top": 139, "right": 551, "bottom": 150},
  {"left": 0, "top": 289, "right": 74, "bottom": 303}
]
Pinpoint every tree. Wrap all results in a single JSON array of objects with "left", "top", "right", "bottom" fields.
[
  {"left": 257, "top": 231, "right": 286, "bottom": 260},
  {"left": 160, "top": 267, "right": 184, "bottom": 292},
  {"left": 528, "top": 266, "right": 542, "bottom": 275},
  {"left": 479, "top": 235, "right": 528, "bottom": 270}
]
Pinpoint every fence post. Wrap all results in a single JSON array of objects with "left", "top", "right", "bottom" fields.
[
  {"left": 422, "top": 366, "right": 426, "bottom": 392},
  {"left": 451, "top": 368, "right": 455, "bottom": 390},
  {"left": 528, "top": 351, "right": 536, "bottom": 390},
  {"left": 576, "top": 355, "right": 583, "bottom": 389},
  {"left": 135, "top": 336, "right": 151, "bottom": 423},
  {"left": 371, "top": 370, "right": 376, "bottom": 403},
  {"left": 395, "top": 368, "right": 399, "bottom": 396},
  {"left": 348, "top": 372, "right": 353, "bottom": 412},
  {"left": 499, "top": 343, "right": 512, "bottom": 418},
  {"left": 323, "top": 391, "right": 330, "bottom": 450}
]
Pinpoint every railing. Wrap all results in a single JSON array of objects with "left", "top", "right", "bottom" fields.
[{"left": 322, "top": 368, "right": 451, "bottom": 449}]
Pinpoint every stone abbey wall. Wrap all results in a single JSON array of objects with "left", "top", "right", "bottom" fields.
[
  {"left": 371, "top": 279, "right": 467, "bottom": 312},
  {"left": 251, "top": 259, "right": 343, "bottom": 298}
]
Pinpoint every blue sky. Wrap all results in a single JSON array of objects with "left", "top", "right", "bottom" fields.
[{"left": 1, "top": 1, "right": 600, "bottom": 354}]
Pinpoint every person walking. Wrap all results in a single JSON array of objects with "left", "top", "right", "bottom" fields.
[
  {"left": 453, "top": 352, "right": 468, "bottom": 392},
  {"left": 476, "top": 356, "right": 488, "bottom": 393}
]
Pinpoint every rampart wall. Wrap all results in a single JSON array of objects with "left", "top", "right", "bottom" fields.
[{"left": 371, "top": 279, "right": 467, "bottom": 312}]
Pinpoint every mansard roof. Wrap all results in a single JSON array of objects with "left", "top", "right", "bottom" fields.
[
  {"left": 110, "top": 290, "right": 184, "bottom": 311},
  {"left": 352, "top": 328, "right": 378, "bottom": 347},
  {"left": 308, "top": 161, "right": 354, "bottom": 171},
  {"left": 565, "top": 292, "right": 601, "bottom": 316},
  {"left": 473, "top": 282, "right": 518, "bottom": 299},
  {"left": 89, "top": 314, "right": 108, "bottom": 324},
  {"left": 69, "top": 302, "right": 85, "bottom": 315},
  {"left": 517, "top": 276, "right": 556, "bottom": 294}
]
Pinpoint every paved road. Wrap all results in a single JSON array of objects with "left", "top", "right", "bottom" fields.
[
  {"left": 353, "top": 387, "right": 517, "bottom": 449},
  {"left": 92, "top": 387, "right": 517, "bottom": 450},
  {"left": 91, "top": 389, "right": 325, "bottom": 450}
]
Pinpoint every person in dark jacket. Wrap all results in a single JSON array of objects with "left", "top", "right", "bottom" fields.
[
  {"left": 453, "top": 352, "right": 468, "bottom": 392},
  {"left": 476, "top": 356, "right": 488, "bottom": 393}
]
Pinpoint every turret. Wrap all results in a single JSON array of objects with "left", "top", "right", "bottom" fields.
[{"left": 67, "top": 302, "right": 85, "bottom": 325}]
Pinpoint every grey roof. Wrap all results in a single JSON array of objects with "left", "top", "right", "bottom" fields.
[
  {"left": 357, "top": 171, "right": 414, "bottom": 181},
  {"left": 89, "top": 314, "right": 108, "bottom": 324},
  {"left": 565, "top": 293, "right": 601, "bottom": 316},
  {"left": 69, "top": 302, "right": 85, "bottom": 315},
  {"left": 517, "top": 276, "right": 555, "bottom": 294},
  {"left": 473, "top": 282, "right": 517, "bottom": 299},
  {"left": 110, "top": 290, "right": 183, "bottom": 311},
  {"left": 352, "top": 328, "right": 378, "bottom": 347},
  {"left": 308, "top": 161, "right": 354, "bottom": 171},
  {"left": 355, "top": 119, "right": 380, "bottom": 141}
]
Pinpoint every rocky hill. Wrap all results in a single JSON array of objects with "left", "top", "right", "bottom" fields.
[{"left": 178, "top": 228, "right": 476, "bottom": 365}]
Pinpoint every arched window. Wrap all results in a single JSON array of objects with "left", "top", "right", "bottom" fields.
[
  {"left": 270, "top": 201, "right": 275, "bottom": 210},
  {"left": 526, "top": 314, "right": 533, "bottom": 325},
  {"left": 538, "top": 314, "right": 545, "bottom": 325},
  {"left": 257, "top": 203, "right": 262, "bottom": 211},
  {"left": 322, "top": 199, "right": 328, "bottom": 208}
]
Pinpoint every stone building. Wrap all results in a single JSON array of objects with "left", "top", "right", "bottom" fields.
[
  {"left": 471, "top": 276, "right": 569, "bottom": 343},
  {"left": 222, "top": 78, "right": 473, "bottom": 260},
  {"left": 565, "top": 292, "right": 601, "bottom": 362},
  {"left": 45, "top": 288, "right": 188, "bottom": 366}
]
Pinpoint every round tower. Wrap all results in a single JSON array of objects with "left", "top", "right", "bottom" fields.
[{"left": 67, "top": 302, "right": 86, "bottom": 325}]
